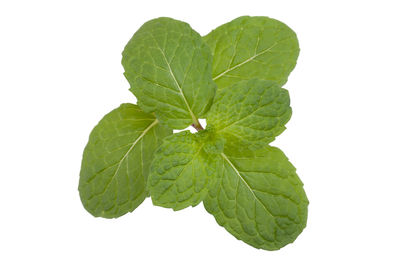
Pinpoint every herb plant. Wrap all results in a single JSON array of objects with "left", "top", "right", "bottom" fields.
[{"left": 79, "top": 16, "right": 308, "bottom": 250}]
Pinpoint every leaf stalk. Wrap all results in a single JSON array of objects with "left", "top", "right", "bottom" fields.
[{"left": 192, "top": 119, "right": 204, "bottom": 131}]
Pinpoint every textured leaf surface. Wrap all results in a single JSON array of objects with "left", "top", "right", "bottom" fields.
[
  {"left": 206, "top": 79, "right": 291, "bottom": 151},
  {"left": 149, "top": 131, "right": 219, "bottom": 210},
  {"left": 122, "top": 17, "right": 216, "bottom": 129},
  {"left": 204, "top": 147, "right": 308, "bottom": 250},
  {"left": 79, "top": 104, "right": 171, "bottom": 218},
  {"left": 204, "top": 16, "right": 299, "bottom": 90}
]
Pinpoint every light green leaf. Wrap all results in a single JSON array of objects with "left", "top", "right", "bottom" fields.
[
  {"left": 79, "top": 104, "right": 171, "bottom": 218},
  {"left": 149, "top": 131, "right": 220, "bottom": 211},
  {"left": 206, "top": 79, "right": 291, "bottom": 151},
  {"left": 204, "top": 147, "right": 308, "bottom": 250},
  {"left": 204, "top": 16, "right": 299, "bottom": 90},
  {"left": 122, "top": 17, "right": 216, "bottom": 129}
]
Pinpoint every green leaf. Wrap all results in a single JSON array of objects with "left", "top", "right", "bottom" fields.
[
  {"left": 149, "top": 131, "right": 220, "bottom": 211},
  {"left": 206, "top": 79, "right": 292, "bottom": 151},
  {"left": 204, "top": 147, "right": 308, "bottom": 250},
  {"left": 122, "top": 17, "right": 216, "bottom": 129},
  {"left": 204, "top": 16, "right": 299, "bottom": 90},
  {"left": 79, "top": 104, "right": 171, "bottom": 218}
]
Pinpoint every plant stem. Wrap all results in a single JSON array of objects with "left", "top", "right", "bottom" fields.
[{"left": 192, "top": 119, "right": 204, "bottom": 131}]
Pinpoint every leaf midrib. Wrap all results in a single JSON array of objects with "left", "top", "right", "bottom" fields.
[
  {"left": 213, "top": 42, "right": 278, "bottom": 81},
  {"left": 100, "top": 119, "right": 159, "bottom": 195},
  {"left": 220, "top": 152, "right": 274, "bottom": 218},
  {"left": 158, "top": 48, "right": 198, "bottom": 125}
]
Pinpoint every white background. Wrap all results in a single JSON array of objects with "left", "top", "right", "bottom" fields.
[{"left": 1, "top": 0, "right": 399, "bottom": 266}]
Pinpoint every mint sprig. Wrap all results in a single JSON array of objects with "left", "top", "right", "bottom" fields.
[{"left": 79, "top": 16, "right": 308, "bottom": 250}]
